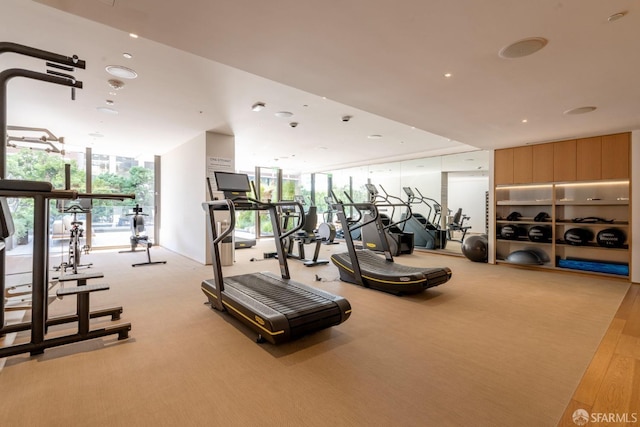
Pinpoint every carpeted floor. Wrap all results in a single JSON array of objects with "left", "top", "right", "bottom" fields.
[{"left": 0, "top": 241, "right": 630, "bottom": 426}]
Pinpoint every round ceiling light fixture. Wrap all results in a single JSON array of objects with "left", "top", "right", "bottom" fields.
[
  {"left": 499, "top": 37, "right": 548, "bottom": 59},
  {"left": 367, "top": 134, "right": 382, "bottom": 139},
  {"left": 608, "top": 11, "right": 627, "bottom": 22},
  {"left": 275, "top": 111, "right": 293, "bottom": 118},
  {"left": 106, "top": 65, "right": 138, "bottom": 79},
  {"left": 563, "top": 106, "right": 597, "bottom": 115}
]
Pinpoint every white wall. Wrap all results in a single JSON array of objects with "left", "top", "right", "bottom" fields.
[
  {"left": 204, "top": 132, "right": 235, "bottom": 264},
  {"left": 161, "top": 133, "right": 208, "bottom": 263},
  {"left": 161, "top": 131, "right": 235, "bottom": 264}
]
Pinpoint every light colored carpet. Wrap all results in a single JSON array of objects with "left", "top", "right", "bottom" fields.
[{"left": 0, "top": 241, "right": 630, "bottom": 426}]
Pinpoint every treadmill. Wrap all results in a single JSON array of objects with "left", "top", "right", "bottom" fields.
[
  {"left": 201, "top": 172, "right": 351, "bottom": 344},
  {"left": 330, "top": 195, "right": 452, "bottom": 295}
]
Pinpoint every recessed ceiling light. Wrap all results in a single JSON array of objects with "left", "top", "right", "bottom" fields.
[
  {"left": 96, "top": 107, "right": 118, "bottom": 115},
  {"left": 106, "top": 65, "right": 138, "bottom": 79},
  {"left": 499, "top": 37, "right": 548, "bottom": 59},
  {"left": 123, "top": 52, "right": 133, "bottom": 59},
  {"left": 251, "top": 102, "right": 265, "bottom": 112},
  {"left": 608, "top": 11, "right": 627, "bottom": 22},
  {"left": 522, "top": 119, "right": 528, "bottom": 123},
  {"left": 129, "top": 33, "right": 139, "bottom": 39},
  {"left": 275, "top": 111, "right": 293, "bottom": 118},
  {"left": 563, "top": 106, "right": 597, "bottom": 115},
  {"left": 368, "top": 134, "right": 382, "bottom": 139},
  {"left": 105, "top": 99, "right": 114, "bottom": 105},
  {"left": 444, "top": 73, "right": 452, "bottom": 78}
]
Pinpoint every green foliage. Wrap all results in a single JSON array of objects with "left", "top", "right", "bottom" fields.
[{"left": 6, "top": 149, "right": 154, "bottom": 238}]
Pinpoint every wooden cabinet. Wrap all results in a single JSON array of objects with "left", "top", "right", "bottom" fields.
[
  {"left": 496, "top": 132, "right": 629, "bottom": 184},
  {"left": 513, "top": 146, "right": 533, "bottom": 184},
  {"left": 494, "top": 148, "right": 514, "bottom": 185},
  {"left": 532, "top": 143, "right": 554, "bottom": 183},
  {"left": 577, "top": 136, "right": 601, "bottom": 181},
  {"left": 553, "top": 140, "right": 577, "bottom": 182},
  {"left": 602, "top": 133, "right": 630, "bottom": 179}
]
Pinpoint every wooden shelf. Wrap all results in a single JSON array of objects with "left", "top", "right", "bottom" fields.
[
  {"left": 556, "top": 200, "right": 628, "bottom": 206},
  {"left": 496, "top": 200, "right": 552, "bottom": 206},
  {"left": 494, "top": 179, "right": 630, "bottom": 279}
]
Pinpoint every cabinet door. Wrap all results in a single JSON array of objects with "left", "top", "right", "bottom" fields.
[
  {"left": 513, "top": 146, "right": 533, "bottom": 184},
  {"left": 554, "top": 140, "right": 576, "bottom": 182},
  {"left": 602, "top": 132, "right": 630, "bottom": 179},
  {"left": 532, "top": 143, "right": 554, "bottom": 183},
  {"left": 577, "top": 136, "right": 602, "bottom": 180},
  {"left": 494, "top": 148, "right": 514, "bottom": 185}
]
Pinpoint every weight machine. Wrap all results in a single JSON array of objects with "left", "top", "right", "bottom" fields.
[{"left": 119, "top": 204, "right": 166, "bottom": 267}]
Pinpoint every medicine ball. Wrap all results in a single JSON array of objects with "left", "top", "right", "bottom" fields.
[
  {"left": 506, "top": 211, "right": 522, "bottom": 221},
  {"left": 528, "top": 225, "right": 552, "bottom": 242},
  {"left": 596, "top": 228, "right": 626, "bottom": 248},
  {"left": 461, "top": 235, "right": 488, "bottom": 263},
  {"left": 500, "top": 224, "right": 524, "bottom": 240},
  {"left": 534, "top": 212, "right": 550, "bottom": 222},
  {"left": 564, "top": 228, "right": 594, "bottom": 246}
]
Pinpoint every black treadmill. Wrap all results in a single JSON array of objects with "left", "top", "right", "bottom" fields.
[
  {"left": 201, "top": 172, "right": 351, "bottom": 344},
  {"left": 330, "top": 196, "right": 452, "bottom": 295}
]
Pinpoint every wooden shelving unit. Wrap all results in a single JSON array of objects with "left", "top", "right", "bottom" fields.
[{"left": 494, "top": 180, "right": 630, "bottom": 278}]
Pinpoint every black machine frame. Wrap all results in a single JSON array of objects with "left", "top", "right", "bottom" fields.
[
  {"left": 201, "top": 172, "right": 351, "bottom": 344},
  {"left": 330, "top": 193, "right": 452, "bottom": 295}
]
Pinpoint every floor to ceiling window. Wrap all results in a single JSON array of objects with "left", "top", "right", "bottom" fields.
[{"left": 90, "top": 151, "right": 156, "bottom": 249}]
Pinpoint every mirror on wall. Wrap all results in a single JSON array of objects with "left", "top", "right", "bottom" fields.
[{"left": 324, "top": 150, "right": 490, "bottom": 256}]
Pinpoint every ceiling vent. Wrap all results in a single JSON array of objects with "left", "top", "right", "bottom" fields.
[{"left": 499, "top": 37, "right": 548, "bottom": 59}]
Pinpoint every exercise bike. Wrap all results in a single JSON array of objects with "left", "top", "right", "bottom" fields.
[{"left": 55, "top": 199, "right": 92, "bottom": 274}]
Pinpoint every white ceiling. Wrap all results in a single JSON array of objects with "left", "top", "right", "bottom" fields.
[{"left": 2, "top": 0, "right": 639, "bottom": 173}]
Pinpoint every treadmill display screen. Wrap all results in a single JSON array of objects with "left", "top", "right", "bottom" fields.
[{"left": 214, "top": 172, "right": 251, "bottom": 192}]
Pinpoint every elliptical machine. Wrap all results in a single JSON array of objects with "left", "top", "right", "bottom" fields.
[{"left": 401, "top": 187, "right": 447, "bottom": 249}]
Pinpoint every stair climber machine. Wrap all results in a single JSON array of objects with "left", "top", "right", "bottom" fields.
[
  {"left": 280, "top": 196, "right": 329, "bottom": 267},
  {"left": 329, "top": 193, "right": 452, "bottom": 295},
  {"left": 359, "top": 184, "right": 414, "bottom": 256},
  {"left": 201, "top": 172, "right": 351, "bottom": 344},
  {"left": 401, "top": 187, "right": 448, "bottom": 249}
]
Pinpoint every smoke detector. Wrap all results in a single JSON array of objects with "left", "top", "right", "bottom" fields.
[{"left": 108, "top": 79, "right": 125, "bottom": 90}]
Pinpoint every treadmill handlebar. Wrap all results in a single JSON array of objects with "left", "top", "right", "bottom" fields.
[
  {"left": 274, "top": 200, "right": 305, "bottom": 241},
  {"left": 202, "top": 199, "right": 236, "bottom": 245},
  {"left": 331, "top": 200, "right": 380, "bottom": 232}
]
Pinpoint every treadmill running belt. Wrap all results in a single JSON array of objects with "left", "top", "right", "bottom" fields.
[
  {"left": 226, "top": 273, "right": 337, "bottom": 317},
  {"left": 202, "top": 272, "right": 351, "bottom": 343},
  {"left": 331, "top": 250, "right": 451, "bottom": 294}
]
